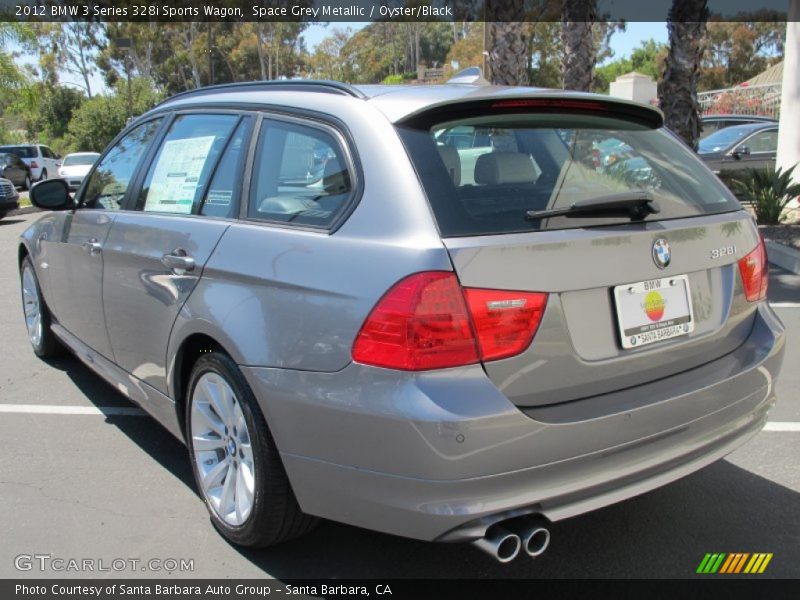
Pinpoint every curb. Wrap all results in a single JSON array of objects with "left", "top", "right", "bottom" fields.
[
  {"left": 766, "top": 240, "right": 800, "bottom": 275},
  {"left": 6, "top": 206, "right": 40, "bottom": 217}
]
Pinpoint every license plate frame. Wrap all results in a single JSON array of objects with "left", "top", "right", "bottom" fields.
[{"left": 613, "top": 274, "right": 695, "bottom": 350}]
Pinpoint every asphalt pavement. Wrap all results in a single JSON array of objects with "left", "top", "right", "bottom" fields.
[{"left": 0, "top": 212, "right": 798, "bottom": 579}]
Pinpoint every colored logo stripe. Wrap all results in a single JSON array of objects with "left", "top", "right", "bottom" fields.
[{"left": 697, "top": 553, "right": 773, "bottom": 574}]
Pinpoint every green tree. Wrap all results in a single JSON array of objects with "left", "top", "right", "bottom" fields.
[
  {"left": 66, "top": 78, "right": 161, "bottom": 152},
  {"left": 700, "top": 15, "right": 785, "bottom": 90},
  {"left": 33, "top": 22, "right": 104, "bottom": 98},
  {"left": 595, "top": 39, "right": 667, "bottom": 92}
]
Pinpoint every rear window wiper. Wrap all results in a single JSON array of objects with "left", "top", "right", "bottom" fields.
[{"left": 525, "top": 192, "right": 660, "bottom": 221}]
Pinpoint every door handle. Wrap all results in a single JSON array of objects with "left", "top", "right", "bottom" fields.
[
  {"left": 161, "top": 249, "right": 196, "bottom": 274},
  {"left": 81, "top": 238, "right": 102, "bottom": 254}
]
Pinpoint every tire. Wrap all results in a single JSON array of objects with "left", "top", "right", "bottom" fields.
[
  {"left": 23, "top": 175, "right": 31, "bottom": 191},
  {"left": 40, "top": 169, "right": 48, "bottom": 181},
  {"left": 186, "top": 351, "right": 317, "bottom": 548},
  {"left": 20, "top": 256, "right": 63, "bottom": 358}
]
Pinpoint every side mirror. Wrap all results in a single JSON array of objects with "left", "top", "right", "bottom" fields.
[
  {"left": 30, "top": 178, "right": 73, "bottom": 211},
  {"left": 732, "top": 145, "right": 750, "bottom": 159}
]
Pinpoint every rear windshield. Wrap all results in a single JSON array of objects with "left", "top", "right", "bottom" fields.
[
  {"left": 397, "top": 113, "right": 740, "bottom": 237},
  {"left": 63, "top": 154, "right": 99, "bottom": 166},
  {"left": 0, "top": 146, "right": 35, "bottom": 159}
]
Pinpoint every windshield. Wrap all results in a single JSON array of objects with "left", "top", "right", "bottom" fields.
[
  {"left": 398, "top": 112, "right": 740, "bottom": 237},
  {"left": 697, "top": 126, "right": 755, "bottom": 154},
  {"left": 0, "top": 146, "right": 35, "bottom": 159},
  {"left": 63, "top": 154, "right": 99, "bottom": 166}
]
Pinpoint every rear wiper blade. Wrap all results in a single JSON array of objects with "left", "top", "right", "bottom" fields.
[{"left": 525, "top": 192, "right": 660, "bottom": 221}]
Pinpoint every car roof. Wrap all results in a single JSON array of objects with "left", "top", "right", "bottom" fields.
[
  {"left": 702, "top": 114, "right": 776, "bottom": 122},
  {"left": 710, "top": 122, "right": 778, "bottom": 135},
  {"left": 152, "top": 80, "right": 664, "bottom": 126}
]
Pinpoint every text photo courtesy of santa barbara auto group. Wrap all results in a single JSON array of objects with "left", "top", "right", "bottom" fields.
[{"left": 0, "top": 0, "right": 799, "bottom": 597}]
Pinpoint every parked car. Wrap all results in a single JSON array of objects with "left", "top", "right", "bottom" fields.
[
  {"left": 0, "top": 144, "right": 61, "bottom": 182},
  {"left": 0, "top": 152, "right": 32, "bottom": 190},
  {"left": 698, "top": 122, "right": 779, "bottom": 180},
  {"left": 700, "top": 114, "right": 777, "bottom": 139},
  {"left": 58, "top": 152, "right": 101, "bottom": 191},
  {"left": 0, "top": 177, "right": 20, "bottom": 219},
  {"left": 19, "top": 80, "right": 785, "bottom": 562}
]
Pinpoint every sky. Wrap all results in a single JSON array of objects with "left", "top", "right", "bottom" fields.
[{"left": 18, "top": 21, "right": 669, "bottom": 96}]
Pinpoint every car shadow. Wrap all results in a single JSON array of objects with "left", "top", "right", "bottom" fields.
[
  {"left": 44, "top": 353, "right": 800, "bottom": 579},
  {"left": 41, "top": 353, "right": 196, "bottom": 491},
  {"left": 0, "top": 219, "right": 25, "bottom": 226}
]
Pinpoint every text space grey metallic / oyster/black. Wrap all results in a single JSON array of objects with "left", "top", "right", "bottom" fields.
[{"left": 18, "top": 79, "right": 785, "bottom": 559}]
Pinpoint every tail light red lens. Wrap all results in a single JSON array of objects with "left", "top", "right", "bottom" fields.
[
  {"left": 738, "top": 238, "right": 768, "bottom": 302},
  {"left": 352, "top": 271, "right": 548, "bottom": 371},
  {"left": 463, "top": 288, "right": 548, "bottom": 361},
  {"left": 31, "top": 161, "right": 39, "bottom": 169}
]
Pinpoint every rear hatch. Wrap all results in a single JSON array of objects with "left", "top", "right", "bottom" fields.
[{"left": 396, "top": 98, "right": 763, "bottom": 407}]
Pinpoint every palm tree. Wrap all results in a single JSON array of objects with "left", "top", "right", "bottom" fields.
[
  {"left": 485, "top": 0, "right": 528, "bottom": 85},
  {"left": 658, "top": 0, "right": 709, "bottom": 150},
  {"left": 561, "top": 0, "right": 597, "bottom": 91}
]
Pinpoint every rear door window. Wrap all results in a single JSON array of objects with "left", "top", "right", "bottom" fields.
[
  {"left": 399, "top": 111, "right": 740, "bottom": 237},
  {"left": 248, "top": 118, "right": 353, "bottom": 229}
]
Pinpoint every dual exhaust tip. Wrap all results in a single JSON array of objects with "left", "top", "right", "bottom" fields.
[{"left": 471, "top": 517, "right": 550, "bottom": 563}]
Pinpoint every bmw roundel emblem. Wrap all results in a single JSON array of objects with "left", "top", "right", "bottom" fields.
[{"left": 652, "top": 238, "right": 671, "bottom": 269}]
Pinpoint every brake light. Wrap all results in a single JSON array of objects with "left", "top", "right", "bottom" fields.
[
  {"left": 490, "top": 99, "right": 609, "bottom": 112},
  {"left": 738, "top": 238, "right": 768, "bottom": 302},
  {"left": 31, "top": 161, "right": 39, "bottom": 169},
  {"left": 463, "top": 288, "right": 547, "bottom": 361},
  {"left": 352, "top": 271, "right": 547, "bottom": 371}
]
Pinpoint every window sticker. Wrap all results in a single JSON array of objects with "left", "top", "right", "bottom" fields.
[{"left": 145, "top": 136, "right": 215, "bottom": 214}]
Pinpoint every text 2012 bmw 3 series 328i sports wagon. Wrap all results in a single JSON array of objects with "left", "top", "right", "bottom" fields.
[{"left": 19, "top": 79, "right": 784, "bottom": 563}]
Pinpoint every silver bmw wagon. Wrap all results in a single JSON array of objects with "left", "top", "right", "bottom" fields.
[{"left": 19, "top": 79, "right": 785, "bottom": 562}]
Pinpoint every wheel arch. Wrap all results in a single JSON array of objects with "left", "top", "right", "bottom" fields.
[{"left": 169, "top": 329, "right": 242, "bottom": 441}]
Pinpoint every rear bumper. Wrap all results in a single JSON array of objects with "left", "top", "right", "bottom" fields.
[
  {"left": 241, "top": 303, "right": 785, "bottom": 542},
  {"left": 0, "top": 197, "right": 19, "bottom": 212}
]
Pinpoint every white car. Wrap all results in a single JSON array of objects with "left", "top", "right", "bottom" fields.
[
  {"left": 0, "top": 144, "right": 61, "bottom": 182},
  {"left": 58, "top": 152, "right": 100, "bottom": 190}
]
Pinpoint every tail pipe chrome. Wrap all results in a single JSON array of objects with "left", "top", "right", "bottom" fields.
[
  {"left": 470, "top": 526, "right": 521, "bottom": 563},
  {"left": 509, "top": 516, "right": 551, "bottom": 558}
]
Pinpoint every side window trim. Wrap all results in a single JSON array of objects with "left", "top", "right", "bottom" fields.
[
  {"left": 238, "top": 114, "right": 264, "bottom": 221},
  {"left": 243, "top": 111, "right": 361, "bottom": 233},
  {"left": 194, "top": 115, "right": 246, "bottom": 216}
]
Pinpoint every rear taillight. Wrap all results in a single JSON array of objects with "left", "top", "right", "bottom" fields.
[
  {"left": 352, "top": 271, "right": 547, "bottom": 371},
  {"left": 31, "top": 161, "right": 39, "bottom": 169},
  {"left": 738, "top": 238, "right": 768, "bottom": 302},
  {"left": 462, "top": 288, "right": 547, "bottom": 361}
]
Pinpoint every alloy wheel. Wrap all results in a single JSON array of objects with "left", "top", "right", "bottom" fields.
[
  {"left": 190, "top": 372, "right": 255, "bottom": 526},
  {"left": 21, "top": 264, "right": 42, "bottom": 348}
]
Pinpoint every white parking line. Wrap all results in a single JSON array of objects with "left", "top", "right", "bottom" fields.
[
  {"left": 770, "top": 302, "right": 800, "bottom": 308},
  {"left": 762, "top": 422, "right": 800, "bottom": 432},
  {"left": 0, "top": 404, "right": 146, "bottom": 416}
]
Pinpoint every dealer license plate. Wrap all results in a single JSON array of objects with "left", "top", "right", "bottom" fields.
[{"left": 613, "top": 275, "right": 695, "bottom": 349}]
